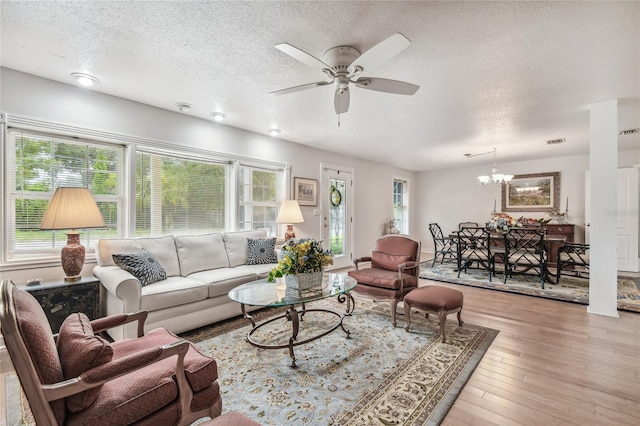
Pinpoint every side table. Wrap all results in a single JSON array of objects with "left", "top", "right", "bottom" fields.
[{"left": 20, "top": 276, "right": 101, "bottom": 333}]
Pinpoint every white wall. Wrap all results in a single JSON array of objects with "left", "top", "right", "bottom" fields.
[
  {"left": 417, "top": 149, "right": 640, "bottom": 251},
  {"left": 0, "top": 68, "right": 417, "bottom": 282}
]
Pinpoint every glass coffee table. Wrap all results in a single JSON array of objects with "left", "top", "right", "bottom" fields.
[{"left": 228, "top": 273, "right": 357, "bottom": 368}]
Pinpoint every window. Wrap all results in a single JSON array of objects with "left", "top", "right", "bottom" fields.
[
  {"left": 237, "top": 164, "right": 284, "bottom": 236},
  {"left": 5, "top": 131, "right": 123, "bottom": 261},
  {"left": 135, "top": 151, "right": 229, "bottom": 236},
  {"left": 393, "top": 178, "right": 409, "bottom": 234}
]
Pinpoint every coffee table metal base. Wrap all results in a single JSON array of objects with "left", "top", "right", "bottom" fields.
[{"left": 240, "top": 292, "right": 355, "bottom": 368}]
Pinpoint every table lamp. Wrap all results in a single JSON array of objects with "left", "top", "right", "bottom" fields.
[
  {"left": 40, "top": 187, "right": 106, "bottom": 282},
  {"left": 276, "top": 200, "right": 304, "bottom": 241}
]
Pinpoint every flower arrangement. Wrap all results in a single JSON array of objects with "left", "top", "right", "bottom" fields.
[
  {"left": 381, "top": 217, "right": 399, "bottom": 235},
  {"left": 488, "top": 213, "right": 522, "bottom": 232},
  {"left": 267, "top": 238, "right": 333, "bottom": 282}
]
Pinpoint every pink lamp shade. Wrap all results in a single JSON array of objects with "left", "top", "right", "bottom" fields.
[
  {"left": 40, "top": 187, "right": 106, "bottom": 282},
  {"left": 276, "top": 200, "right": 304, "bottom": 241}
]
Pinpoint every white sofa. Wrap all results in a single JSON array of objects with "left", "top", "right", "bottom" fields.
[{"left": 93, "top": 230, "right": 276, "bottom": 340}]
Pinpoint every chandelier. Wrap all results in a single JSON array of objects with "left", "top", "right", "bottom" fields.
[{"left": 465, "top": 148, "right": 513, "bottom": 186}]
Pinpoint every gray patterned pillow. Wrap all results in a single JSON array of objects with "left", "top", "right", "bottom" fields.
[
  {"left": 247, "top": 238, "right": 278, "bottom": 265},
  {"left": 113, "top": 249, "right": 167, "bottom": 286}
]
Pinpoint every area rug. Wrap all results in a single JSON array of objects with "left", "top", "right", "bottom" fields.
[
  {"left": 419, "top": 260, "right": 640, "bottom": 313},
  {"left": 183, "top": 294, "right": 497, "bottom": 425},
  {"left": 8, "top": 294, "right": 497, "bottom": 426}
]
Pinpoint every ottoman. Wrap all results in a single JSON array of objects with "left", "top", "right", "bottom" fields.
[{"left": 403, "top": 286, "right": 464, "bottom": 343}]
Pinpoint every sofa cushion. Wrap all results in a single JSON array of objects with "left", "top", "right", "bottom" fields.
[
  {"left": 187, "top": 268, "right": 257, "bottom": 298},
  {"left": 97, "top": 236, "right": 181, "bottom": 277},
  {"left": 175, "top": 233, "right": 229, "bottom": 276},
  {"left": 247, "top": 237, "right": 277, "bottom": 265},
  {"left": 371, "top": 251, "right": 411, "bottom": 272},
  {"left": 57, "top": 313, "right": 114, "bottom": 413},
  {"left": 223, "top": 230, "right": 268, "bottom": 267},
  {"left": 140, "top": 276, "right": 209, "bottom": 312},
  {"left": 113, "top": 249, "right": 167, "bottom": 287}
]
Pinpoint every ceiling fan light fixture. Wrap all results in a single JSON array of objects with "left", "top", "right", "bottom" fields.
[
  {"left": 176, "top": 102, "right": 192, "bottom": 112},
  {"left": 211, "top": 112, "right": 227, "bottom": 121},
  {"left": 71, "top": 72, "right": 99, "bottom": 87},
  {"left": 269, "top": 128, "right": 281, "bottom": 137}
]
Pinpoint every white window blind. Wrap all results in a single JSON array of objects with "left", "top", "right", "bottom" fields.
[
  {"left": 6, "top": 131, "right": 123, "bottom": 260},
  {"left": 135, "top": 151, "right": 229, "bottom": 236},
  {"left": 237, "top": 164, "right": 283, "bottom": 236}
]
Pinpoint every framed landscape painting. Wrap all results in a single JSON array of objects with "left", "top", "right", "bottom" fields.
[
  {"left": 502, "top": 172, "right": 560, "bottom": 212},
  {"left": 294, "top": 177, "right": 318, "bottom": 206}
]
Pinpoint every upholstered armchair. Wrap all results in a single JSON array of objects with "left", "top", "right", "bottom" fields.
[
  {"left": 0, "top": 280, "right": 222, "bottom": 426},
  {"left": 347, "top": 234, "right": 421, "bottom": 327}
]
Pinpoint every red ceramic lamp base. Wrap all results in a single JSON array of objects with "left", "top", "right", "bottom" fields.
[
  {"left": 61, "top": 231, "right": 85, "bottom": 282},
  {"left": 284, "top": 224, "right": 296, "bottom": 241}
]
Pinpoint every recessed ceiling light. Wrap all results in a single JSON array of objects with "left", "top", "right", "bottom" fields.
[
  {"left": 176, "top": 102, "right": 192, "bottom": 112},
  {"left": 211, "top": 112, "right": 227, "bottom": 121},
  {"left": 269, "top": 128, "right": 281, "bottom": 137},
  {"left": 71, "top": 72, "right": 99, "bottom": 87}
]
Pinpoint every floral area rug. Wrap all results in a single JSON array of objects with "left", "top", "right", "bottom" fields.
[
  {"left": 420, "top": 260, "right": 640, "bottom": 313},
  {"left": 7, "top": 294, "right": 497, "bottom": 426},
  {"left": 181, "top": 294, "right": 498, "bottom": 425}
]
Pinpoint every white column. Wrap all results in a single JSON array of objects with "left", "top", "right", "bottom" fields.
[{"left": 588, "top": 99, "right": 619, "bottom": 317}]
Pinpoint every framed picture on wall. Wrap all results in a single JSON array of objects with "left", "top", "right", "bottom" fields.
[
  {"left": 502, "top": 172, "right": 560, "bottom": 212},
  {"left": 294, "top": 177, "right": 318, "bottom": 206}
]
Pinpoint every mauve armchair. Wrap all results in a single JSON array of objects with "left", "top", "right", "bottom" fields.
[
  {"left": 347, "top": 234, "right": 421, "bottom": 326},
  {"left": 0, "top": 279, "right": 222, "bottom": 425}
]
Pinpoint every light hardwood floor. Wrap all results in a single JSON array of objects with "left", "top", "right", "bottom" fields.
[
  {"left": 2, "top": 274, "right": 639, "bottom": 425},
  {"left": 432, "top": 279, "right": 640, "bottom": 426}
]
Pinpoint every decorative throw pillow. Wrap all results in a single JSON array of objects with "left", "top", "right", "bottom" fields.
[
  {"left": 113, "top": 249, "right": 167, "bottom": 286},
  {"left": 57, "top": 312, "right": 114, "bottom": 413},
  {"left": 247, "top": 237, "right": 278, "bottom": 265},
  {"left": 371, "top": 251, "right": 411, "bottom": 272}
]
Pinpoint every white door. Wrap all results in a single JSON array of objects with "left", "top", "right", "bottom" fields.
[
  {"left": 321, "top": 165, "right": 353, "bottom": 270},
  {"left": 585, "top": 168, "right": 639, "bottom": 272},
  {"left": 616, "top": 167, "right": 639, "bottom": 272}
]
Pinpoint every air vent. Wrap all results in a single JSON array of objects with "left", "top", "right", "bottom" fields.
[
  {"left": 546, "top": 138, "right": 565, "bottom": 145},
  {"left": 619, "top": 128, "right": 639, "bottom": 136}
]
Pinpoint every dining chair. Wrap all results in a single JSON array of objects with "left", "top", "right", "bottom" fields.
[
  {"left": 503, "top": 228, "right": 547, "bottom": 287},
  {"left": 556, "top": 243, "right": 590, "bottom": 282},
  {"left": 454, "top": 227, "right": 493, "bottom": 281},
  {"left": 428, "top": 223, "right": 457, "bottom": 267}
]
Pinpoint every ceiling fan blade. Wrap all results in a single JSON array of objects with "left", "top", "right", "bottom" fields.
[
  {"left": 269, "top": 81, "right": 332, "bottom": 96},
  {"left": 347, "top": 33, "right": 411, "bottom": 75},
  {"left": 334, "top": 88, "right": 350, "bottom": 114},
  {"left": 275, "top": 43, "right": 331, "bottom": 70},
  {"left": 355, "top": 77, "right": 419, "bottom": 95}
]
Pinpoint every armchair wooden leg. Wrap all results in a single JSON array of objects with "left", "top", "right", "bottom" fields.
[{"left": 404, "top": 303, "right": 412, "bottom": 331}]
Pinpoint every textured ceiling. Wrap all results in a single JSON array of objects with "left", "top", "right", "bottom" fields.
[{"left": 1, "top": 1, "right": 639, "bottom": 171}]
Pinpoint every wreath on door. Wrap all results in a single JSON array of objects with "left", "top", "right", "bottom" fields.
[{"left": 330, "top": 185, "right": 342, "bottom": 207}]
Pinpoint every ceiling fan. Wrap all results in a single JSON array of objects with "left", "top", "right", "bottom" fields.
[{"left": 269, "top": 33, "right": 420, "bottom": 114}]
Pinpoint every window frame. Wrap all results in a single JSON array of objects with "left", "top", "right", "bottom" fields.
[{"left": 393, "top": 177, "right": 410, "bottom": 234}]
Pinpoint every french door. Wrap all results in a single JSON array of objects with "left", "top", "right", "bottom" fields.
[{"left": 321, "top": 165, "right": 353, "bottom": 270}]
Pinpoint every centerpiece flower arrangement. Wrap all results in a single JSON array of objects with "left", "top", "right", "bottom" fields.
[
  {"left": 488, "top": 213, "right": 522, "bottom": 232},
  {"left": 267, "top": 238, "right": 333, "bottom": 286}
]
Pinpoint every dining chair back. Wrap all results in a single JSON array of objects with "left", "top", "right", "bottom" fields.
[
  {"left": 454, "top": 227, "right": 493, "bottom": 281},
  {"left": 428, "top": 223, "right": 456, "bottom": 267},
  {"left": 503, "top": 228, "right": 547, "bottom": 286}
]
